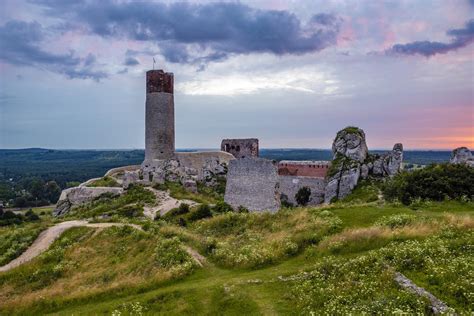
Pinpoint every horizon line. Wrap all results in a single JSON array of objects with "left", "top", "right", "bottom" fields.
[{"left": 0, "top": 147, "right": 461, "bottom": 152}]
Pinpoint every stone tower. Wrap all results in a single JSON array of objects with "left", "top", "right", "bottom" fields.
[{"left": 145, "top": 70, "right": 175, "bottom": 160}]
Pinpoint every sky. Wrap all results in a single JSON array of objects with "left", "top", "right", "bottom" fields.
[{"left": 0, "top": 0, "right": 473, "bottom": 150}]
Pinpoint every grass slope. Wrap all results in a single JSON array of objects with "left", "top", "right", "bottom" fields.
[{"left": 0, "top": 197, "right": 472, "bottom": 315}]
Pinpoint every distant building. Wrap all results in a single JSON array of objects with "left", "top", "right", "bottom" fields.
[
  {"left": 278, "top": 160, "right": 330, "bottom": 178},
  {"left": 221, "top": 138, "right": 259, "bottom": 159}
]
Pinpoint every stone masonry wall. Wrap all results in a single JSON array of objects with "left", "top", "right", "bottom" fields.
[
  {"left": 279, "top": 176, "right": 326, "bottom": 206},
  {"left": 224, "top": 158, "right": 280, "bottom": 212},
  {"left": 221, "top": 138, "right": 259, "bottom": 159}
]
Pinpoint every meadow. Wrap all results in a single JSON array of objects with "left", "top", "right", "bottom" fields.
[{"left": 0, "top": 195, "right": 472, "bottom": 315}]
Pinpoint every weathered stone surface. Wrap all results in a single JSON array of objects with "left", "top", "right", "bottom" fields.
[
  {"left": 450, "top": 147, "right": 474, "bottom": 167},
  {"left": 324, "top": 167, "right": 360, "bottom": 203},
  {"left": 279, "top": 176, "right": 326, "bottom": 206},
  {"left": 221, "top": 138, "right": 259, "bottom": 159},
  {"left": 146, "top": 70, "right": 173, "bottom": 94},
  {"left": 145, "top": 92, "right": 175, "bottom": 160},
  {"left": 184, "top": 180, "right": 198, "bottom": 193},
  {"left": 370, "top": 143, "right": 404, "bottom": 177},
  {"left": 54, "top": 186, "right": 123, "bottom": 216},
  {"left": 224, "top": 158, "right": 280, "bottom": 212},
  {"left": 387, "top": 143, "right": 404, "bottom": 175},
  {"left": 325, "top": 127, "right": 368, "bottom": 203},
  {"left": 141, "top": 151, "right": 234, "bottom": 189},
  {"left": 332, "top": 127, "right": 368, "bottom": 162}
]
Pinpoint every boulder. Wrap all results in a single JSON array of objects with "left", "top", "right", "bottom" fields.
[
  {"left": 450, "top": 147, "right": 474, "bottom": 167},
  {"left": 54, "top": 186, "right": 123, "bottom": 216}
]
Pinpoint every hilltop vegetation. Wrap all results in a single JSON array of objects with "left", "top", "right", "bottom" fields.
[
  {"left": 0, "top": 161, "right": 473, "bottom": 314},
  {"left": 0, "top": 193, "right": 472, "bottom": 314}
]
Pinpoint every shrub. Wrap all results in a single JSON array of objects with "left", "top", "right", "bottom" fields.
[
  {"left": 188, "top": 204, "right": 212, "bottom": 221},
  {"left": 212, "top": 201, "right": 233, "bottom": 214},
  {"left": 116, "top": 205, "right": 144, "bottom": 218},
  {"left": 237, "top": 206, "right": 249, "bottom": 213},
  {"left": 295, "top": 187, "right": 311, "bottom": 206},
  {"left": 383, "top": 163, "right": 474, "bottom": 205},
  {"left": 375, "top": 214, "right": 417, "bottom": 228},
  {"left": 155, "top": 237, "right": 193, "bottom": 268}
]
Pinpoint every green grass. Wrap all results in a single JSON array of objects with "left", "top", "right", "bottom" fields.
[
  {"left": 0, "top": 222, "right": 48, "bottom": 266},
  {"left": 0, "top": 197, "right": 472, "bottom": 315},
  {"left": 69, "top": 184, "right": 155, "bottom": 219},
  {"left": 154, "top": 181, "right": 222, "bottom": 204},
  {"left": 87, "top": 176, "right": 121, "bottom": 187}
]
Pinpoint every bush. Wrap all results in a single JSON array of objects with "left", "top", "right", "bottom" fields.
[
  {"left": 188, "top": 204, "right": 212, "bottom": 221},
  {"left": 155, "top": 237, "right": 193, "bottom": 268},
  {"left": 212, "top": 201, "right": 233, "bottom": 214},
  {"left": 383, "top": 163, "right": 474, "bottom": 205},
  {"left": 295, "top": 187, "right": 311, "bottom": 206}
]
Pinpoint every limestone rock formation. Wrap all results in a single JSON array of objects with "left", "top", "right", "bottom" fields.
[
  {"left": 325, "top": 127, "right": 368, "bottom": 203},
  {"left": 450, "top": 147, "right": 474, "bottom": 167},
  {"left": 332, "top": 127, "right": 368, "bottom": 162},
  {"left": 54, "top": 186, "right": 123, "bottom": 216},
  {"left": 368, "top": 143, "right": 404, "bottom": 178},
  {"left": 324, "top": 127, "right": 403, "bottom": 203}
]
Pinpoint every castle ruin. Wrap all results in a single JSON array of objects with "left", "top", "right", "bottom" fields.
[
  {"left": 54, "top": 70, "right": 407, "bottom": 216},
  {"left": 221, "top": 138, "right": 259, "bottom": 159},
  {"left": 145, "top": 70, "right": 175, "bottom": 160}
]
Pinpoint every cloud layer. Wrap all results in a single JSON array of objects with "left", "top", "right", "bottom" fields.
[
  {"left": 387, "top": 19, "right": 474, "bottom": 57},
  {"left": 0, "top": 20, "right": 107, "bottom": 80},
  {"left": 32, "top": 0, "right": 341, "bottom": 64}
]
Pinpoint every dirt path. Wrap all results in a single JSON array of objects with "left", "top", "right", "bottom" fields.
[
  {"left": 0, "top": 221, "right": 142, "bottom": 273},
  {"left": 143, "top": 187, "right": 198, "bottom": 219}
]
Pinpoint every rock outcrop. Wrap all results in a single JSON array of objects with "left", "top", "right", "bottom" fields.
[
  {"left": 324, "top": 127, "right": 368, "bottom": 203},
  {"left": 141, "top": 151, "right": 234, "bottom": 189},
  {"left": 324, "top": 127, "right": 404, "bottom": 203},
  {"left": 450, "top": 147, "right": 474, "bottom": 167},
  {"left": 54, "top": 186, "right": 123, "bottom": 216},
  {"left": 366, "top": 143, "right": 403, "bottom": 178}
]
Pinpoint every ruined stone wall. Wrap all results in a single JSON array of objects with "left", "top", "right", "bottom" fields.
[
  {"left": 278, "top": 161, "right": 330, "bottom": 178},
  {"left": 224, "top": 158, "right": 280, "bottom": 212},
  {"left": 145, "top": 70, "right": 175, "bottom": 160},
  {"left": 221, "top": 138, "right": 259, "bottom": 159},
  {"left": 279, "top": 176, "right": 326, "bottom": 206}
]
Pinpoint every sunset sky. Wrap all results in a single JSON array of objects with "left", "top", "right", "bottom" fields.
[{"left": 0, "top": 0, "right": 473, "bottom": 150}]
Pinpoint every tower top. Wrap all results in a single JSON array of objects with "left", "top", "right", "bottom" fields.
[{"left": 146, "top": 70, "right": 173, "bottom": 94}]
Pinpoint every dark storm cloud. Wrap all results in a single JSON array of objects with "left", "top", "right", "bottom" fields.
[
  {"left": 123, "top": 57, "right": 139, "bottom": 66},
  {"left": 387, "top": 19, "right": 474, "bottom": 57},
  {"left": 0, "top": 20, "right": 80, "bottom": 67},
  {"left": 32, "top": 0, "right": 341, "bottom": 63},
  {"left": 0, "top": 20, "right": 108, "bottom": 81}
]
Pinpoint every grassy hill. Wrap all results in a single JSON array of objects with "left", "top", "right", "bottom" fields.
[{"left": 0, "top": 190, "right": 472, "bottom": 315}]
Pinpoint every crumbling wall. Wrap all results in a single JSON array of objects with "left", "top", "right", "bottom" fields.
[
  {"left": 279, "top": 176, "right": 326, "bottom": 206},
  {"left": 224, "top": 158, "right": 280, "bottom": 212},
  {"left": 141, "top": 151, "right": 234, "bottom": 191},
  {"left": 221, "top": 138, "right": 259, "bottom": 159}
]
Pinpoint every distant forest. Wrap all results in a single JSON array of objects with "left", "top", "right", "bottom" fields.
[{"left": 0, "top": 148, "right": 454, "bottom": 206}]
